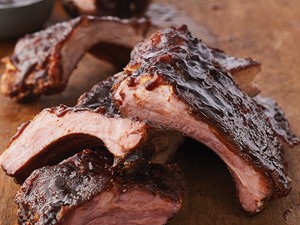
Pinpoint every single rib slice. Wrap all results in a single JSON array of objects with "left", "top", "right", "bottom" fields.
[
  {"left": 15, "top": 150, "right": 185, "bottom": 225},
  {"left": 112, "top": 25, "right": 291, "bottom": 213},
  {"left": 0, "top": 105, "right": 148, "bottom": 182},
  {"left": 0, "top": 16, "right": 149, "bottom": 102},
  {"left": 0, "top": 77, "right": 148, "bottom": 182}
]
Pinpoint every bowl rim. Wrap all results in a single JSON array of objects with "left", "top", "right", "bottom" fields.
[{"left": 0, "top": 0, "right": 47, "bottom": 9}]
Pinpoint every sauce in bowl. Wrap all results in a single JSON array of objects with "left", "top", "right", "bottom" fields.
[
  {"left": 0, "top": 0, "right": 44, "bottom": 7},
  {"left": 0, "top": 0, "right": 28, "bottom": 4},
  {"left": 0, "top": 0, "right": 53, "bottom": 38}
]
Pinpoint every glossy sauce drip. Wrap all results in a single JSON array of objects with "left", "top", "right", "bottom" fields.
[
  {"left": 47, "top": 105, "right": 99, "bottom": 118},
  {"left": 127, "top": 77, "right": 138, "bottom": 87},
  {"left": 145, "top": 75, "right": 164, "bottom": 91},
  {"left": 48, "top": 104, "right": 71, "bottom": 117}
]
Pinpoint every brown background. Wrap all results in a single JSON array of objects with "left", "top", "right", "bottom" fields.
[{"left": 1, "top": 0, "right": 300, "bottom": 224}]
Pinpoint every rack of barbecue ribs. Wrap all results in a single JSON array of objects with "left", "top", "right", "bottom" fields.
[{"left": 0, "top": 18, "right": 298, "bottom": 224}]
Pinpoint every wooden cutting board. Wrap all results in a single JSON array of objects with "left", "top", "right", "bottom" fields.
[{"left": 1, "top": 0, "right": 300, "bottom": 224}]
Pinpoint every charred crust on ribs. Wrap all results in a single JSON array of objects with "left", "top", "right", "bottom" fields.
[
  {"left": 0, "top": 16, "right": 150, "bottom": 102},
  {"left": 112, "top": 25, "right": 293, "bottom": 212},
  {"left": 76, "top": 75, "right": 118, "bottom": 116},
  {"left": 15, "top": 149, "right": 185, "bottom": 225}
]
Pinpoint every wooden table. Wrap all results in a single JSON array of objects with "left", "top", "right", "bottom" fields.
[{"left": 1, "top": 0, "right": 300, "bottom": 224}]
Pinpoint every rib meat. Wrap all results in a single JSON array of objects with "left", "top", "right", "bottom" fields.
[
  {"left": 112, "top": 25, "right": 292, "bottom": 213},
  {"left": 1, "top": 16, "right": 260, "bottom": 102},
  {"left": 0, "top": 77, "right": 149, "bottom": 182},
  {"left": 0, "top": 105, "right": 150, "bottom": 182},
  {"left": 15, "top": 149, "right": 185, "bottom": 225},
  {"left": 63, "top": 0, "right": 151, "bottom": 18},
  {"left": 77, "top": 74, "right": 185, "bottom": 165},
  {"left": 0, "top": 76, "right": 183, "bottom": 182},
  {"left": 0, "top": 16, "right": 149, "bottom": 102}
]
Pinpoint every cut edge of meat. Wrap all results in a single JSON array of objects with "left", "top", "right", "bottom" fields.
[
  {"left": 62, "top": 188, "right": 182, "bottom": 225},
  {"left": 15, "top": 149, "right": 185, "bottom": 225},
  {"left": 0, "top": 105, "right": 149, "bottom": 182}
]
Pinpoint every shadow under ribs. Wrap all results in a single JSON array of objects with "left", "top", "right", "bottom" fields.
[{"left": 112, "top": 25, "right": 292, "bottom": 213}]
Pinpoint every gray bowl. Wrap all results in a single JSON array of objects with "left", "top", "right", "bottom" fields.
[{"left": 0, "top": 0, "right": 54, "bottom": 39}]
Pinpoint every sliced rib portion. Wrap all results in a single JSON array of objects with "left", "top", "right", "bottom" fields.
[
  {"left": 0, "top": 16, "right": 149, "bottom": 102},
  {"left": 0, "top": 77, "right": 183, "bottom": 182},
  {"left": 63, "top": 0, "right": 150, "bottom": 18},
  {"left": 112, "top": 26, "right": 291, "bottom": 213},
  {"left": 0, "top": 77, "right": 147, "bottom": 182},
  {"left": 253, "top": 95, "right": 299, "bottom": 146},
  {"left": 0, "top": 105, "right": 148, "bottom": 182},
  {"left": 16, "top": 150, "right": 185, "bottom": 225}
]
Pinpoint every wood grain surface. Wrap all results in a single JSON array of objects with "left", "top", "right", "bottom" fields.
[{"left": 1, "top": 0, "right": 300, "bottom": 224}]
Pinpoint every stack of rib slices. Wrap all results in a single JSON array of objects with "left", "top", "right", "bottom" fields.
[{"left": 0, "top": 16, "right": 298, "bottom": 225}]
